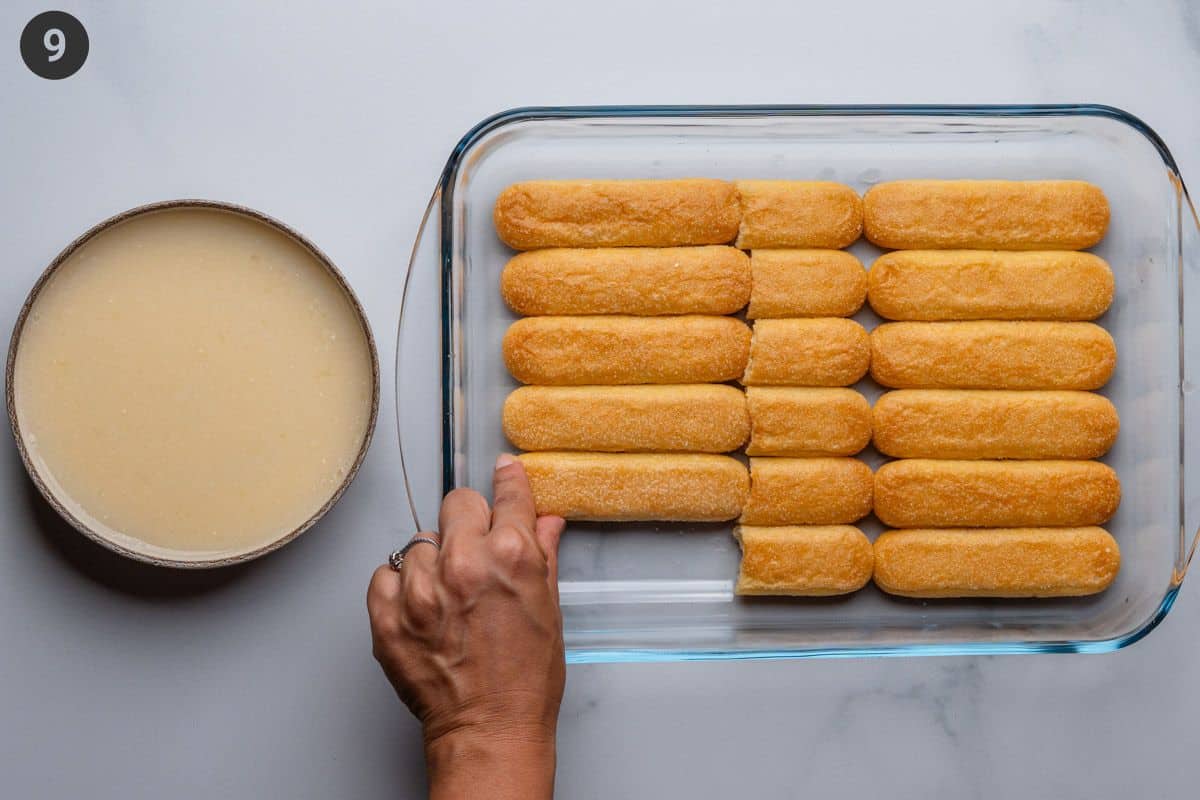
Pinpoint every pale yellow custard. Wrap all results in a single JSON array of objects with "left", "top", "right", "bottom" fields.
[{"left": 11, "top": 206, "right": 376, "bottom": 562}]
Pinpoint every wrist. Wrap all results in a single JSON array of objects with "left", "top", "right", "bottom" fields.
[
  {"left": 426, "top": 725, "right": 556, "bottom": 766},
  {"left": 425, "top": 724, "right": 556, "bottom": 800}
]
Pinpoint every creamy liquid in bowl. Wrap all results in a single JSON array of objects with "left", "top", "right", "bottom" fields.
[{"left": 11, "top": 206, "right": 376, "bottom": 563}]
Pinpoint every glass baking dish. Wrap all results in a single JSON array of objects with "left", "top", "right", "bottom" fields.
[{"left": 397, "top": 105, "right": 1200, "bottom": 662}]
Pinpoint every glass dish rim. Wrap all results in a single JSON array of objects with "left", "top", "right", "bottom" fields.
[{"left": 408, "top": 103, "right": 1196, "bottom": 662}]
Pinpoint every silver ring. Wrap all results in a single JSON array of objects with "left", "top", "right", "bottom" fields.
[{"left": 388, "top": 535, "right": 441, "bottom": 572}]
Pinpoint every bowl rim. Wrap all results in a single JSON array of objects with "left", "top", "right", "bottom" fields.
[{"left": 6, "top": 198, "right": 381, "bottom": 569}]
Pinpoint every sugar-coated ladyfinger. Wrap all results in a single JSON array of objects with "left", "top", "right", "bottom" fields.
[
  {"left": 517, "top": 452, "right": 749, "bottom": 521},
  {"left": 501, "top": 246, "right": 751, "bottom": 316},
  {"left": 872, "top": 390, "right": 1119, "bottom": 459},
  {"left": 868, "top": 250, "right": 1114, "bottom": 320},
  {"left": 734, "top": 525, "right": 874, "bottom": 596},
  {"left": 494, "top": 179, "right": 741, "bottom": 249},
  {"left": 746, "top": 250, "right": 868, "bottom": 318},
  {"left": 735, "top": 181, "right": 863, "bottom": 249},
  {"left": 873, "top": 459, "right": 1120, "bottom": 528},
  {"left": 742, "top": 318, "right": 870, "bottom": 386},
  {"left": 746, "top": 387, "right": 871, "bottom": 457},
  {"left": 740, "top": 457, "right": 873, "bottom": 526},
  {"left": 869, "top": 321, "right": 1115, "bottom": 390},
  {"left": 872, "top": 527, "right": 1121, "bottom": 598},
  {"left": 503, "top": 385, "right": 750, "bottom": 453},
  {"left": 863, "top": 180, "right": 1110, "bottom": 250},
  {"left": 504, "top": 316, "right": 751, "bottom": 385}
]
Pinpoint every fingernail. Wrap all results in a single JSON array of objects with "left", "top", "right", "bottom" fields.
[{"left": 495, "top": 453, "right": 516, "bottom": 470}]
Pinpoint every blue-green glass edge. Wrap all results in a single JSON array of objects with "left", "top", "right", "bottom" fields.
[{"left": 434, "top": 103, "right": 1187, "bottom": 663}]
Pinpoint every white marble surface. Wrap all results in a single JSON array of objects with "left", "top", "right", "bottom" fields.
[{"left": 2, "top": 1, "right": 1199, "bottom": 797}]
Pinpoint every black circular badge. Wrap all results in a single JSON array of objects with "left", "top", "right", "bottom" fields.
[{"left": 20, "top": 11, "right": 88, "bottom": 80}]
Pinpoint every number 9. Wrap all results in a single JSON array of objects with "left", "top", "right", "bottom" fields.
[{"left": 43, "top": 28, "right": 65, "bottom": 63}]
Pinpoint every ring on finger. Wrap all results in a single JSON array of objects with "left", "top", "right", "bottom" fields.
[{"left": 388, "top": 535, "right": 442, "bottom": 572}]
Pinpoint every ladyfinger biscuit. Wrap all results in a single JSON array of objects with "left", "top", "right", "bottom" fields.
[
  {"left": 873, "top": 459, "right": 1120, "bottom": 528},
  {"left": 863, "top": 180, "right": 1109, "bottom": 250},
  {"left": 517, "top": 452, "right": 749, "bottom": 521},
  {"left": 503, "top": 385, "right": 750, "bottom": 453},
  {"left": 734, "top": 525, "right": 874, "bottom": 596},
  {"left": 503, "top": 316, "right": 751, "bottom": 385},
  {"left": 873, "top": 390, "right": 1119, "bottom": 459},
  {"left": 494, "top": 179, "right": 740, "bottom": 249},
  {"left": 742, "top": 318, "right": 870, "bottom": 387},
  {"left": 740, "top": 457, "right": 873, "bottom": 526},
  {"left": 747, "top": 250, "right": 868, "bottom": 318},
  {"left": 501, "top": 246, "right": 751, "bottom": 316},
  {"left": 746, "top": 387, "right": 871, "bottom": 457},
  {"left": 872, "top": 527, "right": 1120, "bottom": 598},
  {"left": 868, "top": 250, "right": 1114, "bottom": 321},
  {"left": 869, "top": 321, "right": 1115, "bottom": 390},
  {"left": 735, "top": 181, "right": 863, "bottom": 249}
]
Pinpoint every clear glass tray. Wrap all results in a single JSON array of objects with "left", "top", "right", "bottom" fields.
[{"left": 398, "top": 105, "right": 1200, "bottom": 662}]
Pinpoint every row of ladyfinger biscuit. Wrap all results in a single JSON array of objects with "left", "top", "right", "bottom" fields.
[
  {"left": 503, "top": 316, "right": 1117, "bottom": 390},
  {"left": 734, "top": 525, "right": 1120, "bottom": 599},
  {"left": 502, "top": 316, "right": 868, "bottom": 386},
  {"left": 515, "top": 453, "right": 867, "bottom": 525},
  {"left": 494, "top": 178, "right": 1110, "bottom": 251},
  {"left": 504, "top": 386, "right": 1119, "bottom": 460},
  {"left": 516, "top": 453, "right": 1119, "bottom": 528},
  {"left": 502, "top": 247, "right": 868, "bottom": 318},
  {"left": 495, "top": 179, "right": 860, "bottom": 250},
  {"left": 502, "top": 247, "right": 1114, "bottom": 321},
  {"left": 506, "top": 385, "right": 867, "bottom": 456}
]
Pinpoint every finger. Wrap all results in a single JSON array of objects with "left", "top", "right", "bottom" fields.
[
  {"left": 438, "top": 487, "right": 491, "bottom": 545},
  {"left": 533, "top": 515, "right": 564, "bottom": 570},
  {"left": 366, "top": 564, "right": 403, "bottom": 628},
  {"left": 490, "top": 453, "right": 538, "bottom": 540},
  {"left": 534, "top": 515, "right": 565, "bottom": 604},
  {"left": 401, "top": 553, "right": 443, "bottom": 630}
]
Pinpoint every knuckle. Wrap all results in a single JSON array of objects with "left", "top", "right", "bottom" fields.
[
  {"left": 490, "top": 526, "right": 533, "bottom": 569},
  {"left": 370, "top": 610, "right": 404, "bottom": 644},
  {"left": 445, "top": 487, "right": 487, "bottom": 514},
  {"left": 442, "top": 548, "right": 489, "bottom": 591},
  {"left": 371, "top": 634, "right": 407, "bottom": 672},
  {"left": 366, "top": 569, "right": 400, "bottom": 610},
  {"left": 403, "top": 577, "right": 440, "bottom": 620},
  {"left": 364, "top": 578, "right": 398, "bottom": 618}
]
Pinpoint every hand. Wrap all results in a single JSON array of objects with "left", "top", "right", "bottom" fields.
[{"left": 367, "top": 454, "right": 566, "bottom": 799}]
